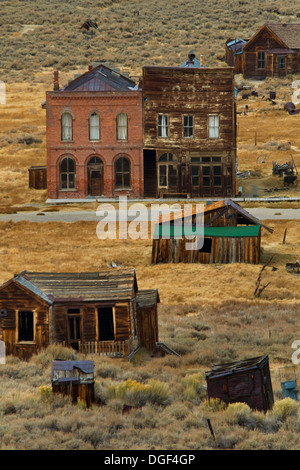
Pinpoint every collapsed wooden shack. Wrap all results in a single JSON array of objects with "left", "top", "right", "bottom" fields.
[
  {"left": 205, "top": 355, "right": 274, "bottom": 412},
  {"left": 152, "top": 199, "right": 273, "bottom": 265},
  {"left": 0, "top": 268, "right": 166, "bottom": 360},
  {"left": 51, "top": 359, "right": 95, "bottom": 407}
]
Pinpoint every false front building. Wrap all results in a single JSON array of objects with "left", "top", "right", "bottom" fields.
[
  {"left": 45, "top": 64, "right": 143, "bottom": 200},
  {"left": 142, "top": 64, "right": 237, "bottom": 199}
]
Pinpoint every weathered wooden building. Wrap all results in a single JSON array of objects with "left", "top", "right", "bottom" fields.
[
  {"left": 152, "top": 199, "right": 272, "bottom": 264},
  {"left": 224, "top": 38, "right": 248, "bottom": 74},
  {"left": 226, "top": 24, "right": 300, "bottom": 78},
  {"left": 51, "top": 359, "right": 95, "bottom": 407},
  {"left": 142, "top": 64, "right": 237, "bottom": 199},
  {"left": 0, "top": 269, "right": 163, "bottom": 360},
  {"left": 206, "top": 355, "right": 274, "bottom": 412}
]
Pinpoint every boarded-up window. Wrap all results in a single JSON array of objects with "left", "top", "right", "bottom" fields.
[
  {"left": 117, "top": 113, "right": 128, "bottom": 140},
  {"left": 89, "top": 113, "right": 100, "bottom": 140},
  {"left": 158, "top": 115, "right": 168, "bottom": 137},
  {"left": 208, "top": 115, "right": 219, "bottom": 139},
  {"left": 61, "top": 112, "right": 73, "bottom": 141},
  {"left": 60, "top": 157, "right": 76, "bottom": 190}
]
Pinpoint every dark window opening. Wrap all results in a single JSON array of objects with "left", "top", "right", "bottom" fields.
[
  {"left": 18, "top": 311, "right": 34, "bottom": 342},
  {"left": 258, "top": 52, "right": 265, "bottom": 69},
  {"left": 60, "top": 157, "right": 76, "bottom": 190},
  {"left": 198, "top": 238, "right": 212, "bottom": 253},
  {"left": 183, "top": 115, "right": 194, "bottom": 137},
  {"left": 279, "top": 57, "right": 285, "bottom": 69},
  {"left": 169, "top": 166, "right": 177, "bottom": 188},
  {"left": 98, "top": 307, "right": 114, "bottom": 341},
  {"left": 115, "top": 157, "right": 131, "bottom": 189},
  {"left": 159, "top": 165, "right": 167, "bottom": 187},
  {"left": 191, "top": 165, "right": 200, "bottom": 186},
  {"left": 68, "top": 308, "right": 81, "bottom": 350}
]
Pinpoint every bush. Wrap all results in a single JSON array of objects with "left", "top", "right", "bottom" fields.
[
  {"left": 225, "top": 402, "right": 252, "bottom": 426},
  {"left": 272, "top": 398, "right": 299, "bottom": 421},
  {"left": 182, "top": 373, "right": 204, "bottom": 403},
  {"left": 204, "top": 398, "right": 227, "bottom": 412},
  {"left": 107, "top": 378, "right": 172, "bottom": 407}
]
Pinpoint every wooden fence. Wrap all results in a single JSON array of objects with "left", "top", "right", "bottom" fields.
[{"left": 55, "top": 337, "right": 139, "bottom": 358}]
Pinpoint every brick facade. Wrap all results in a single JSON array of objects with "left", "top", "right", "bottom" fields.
[{"left": 45, "top": 67, "right": 143, "bottom": 200}]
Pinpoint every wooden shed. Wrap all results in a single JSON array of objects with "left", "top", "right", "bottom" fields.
[
  {"left": 152, "top": 199, "right": 273, "bottom": 265},
  {"left": 205, "top": 355, "right": 274, "bottom": 412},
  {"left": 51, "top": 359, "right": 95, "bottom": 406},
  {"left": 28, "top": 166, "right": 47, "bottom": 190},
  {"left": 0, "top": 269, "right": 163, "bottom": 360}
]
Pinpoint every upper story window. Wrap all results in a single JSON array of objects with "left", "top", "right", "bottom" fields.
[
  {"left": 158, "top": 114, "right": 168, "bottom": 138},
  {"left": 257, "top": 51, "right": 265, "bottom": 69},
  {"left": 115, "top": 156, "right": 131, "bottom": 189},
  {"left": 60, "top": 156, "right": 76, "bottom": 190},
  {"left": 61, "top": 112, "right": 73, "bottom": 141},
  {"left": 208, "top": 115, "right": 219, "bottom": 139},
  {"left": 183, "top": 115, "right": 194, "bottom": 138},
  {"left": 89, "top": 113, "right": 100, "bottom": 140},
  {"left": 117, "top": 113, "right": 128, "bottom": 140}
]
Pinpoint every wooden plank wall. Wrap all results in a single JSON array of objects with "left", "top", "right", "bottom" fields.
[
  {"left": 143, "top": 67, "right": 236, "bottom": 152},
  {"left": 137, "top": 306, "right": 158, "bottom": 353},
  {"left": 152, "top": 235, "right": 260, "bottom": 264}
]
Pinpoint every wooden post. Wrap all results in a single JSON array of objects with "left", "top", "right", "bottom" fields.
[
  {"left": 282, "top": 228, "right": 287, "bottom": 244},
  {"left": 207, "top": 418, "right": 215, "bottom": 440}
]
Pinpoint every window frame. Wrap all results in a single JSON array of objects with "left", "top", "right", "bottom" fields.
[
  {"left": 59, "top": 156, "right": 76, "bottom": 191},
  {"left": 183, "top": 115, "right": 194, "bottom": 138},
  {"left": 257, "top": 51, "right": 265, "bottom": 70},
  {"left": 208, "top": 115, "right": 219, "bottom": 139},
  {"left": 61, "top": 112, "right": 73, "bottom": 142},
  {"left": 116, "top": 113, "right": 128, "bottom": 141},
  {"left": 114, "top": 156, "right": 131, "bottom": 189},
  {"left": 89, "top": 112, "right": 100, "bottom": 141},
  {"left": 158, "top": 114, "right": 169, "bottom": 138}
]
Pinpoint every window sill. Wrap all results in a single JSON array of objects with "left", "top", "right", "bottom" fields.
[
  {"left": 16, "top": 341, "right": 35, "bottom": 345},
  {"left": 114, "top": 188, "right": 132, "bottom": 191},
  {"left": 89, "top": 140, "right": 101, "bottom": 143},
  {"left": 116, "top": 140, "right": 129, "bottom": 143},
  {"left": 61, "top": 140, "right": 74, "bottom": 143},
  {"left": 59, "top": 188, "right": 77, "bottom": 192}
]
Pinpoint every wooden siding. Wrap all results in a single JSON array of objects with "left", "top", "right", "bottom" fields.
[
  {"left": 142, "top": 66, "right": 236, "bottom": 198},
  {"left": 152, "top": 234, "right": 261, "bottom": 265}
]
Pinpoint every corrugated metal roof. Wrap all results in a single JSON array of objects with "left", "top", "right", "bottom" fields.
[
  {"left": 61, "top": 64, "right": 137, "bottom": 92},
  {"left": 156, "top": 199, "right": 273, "bottom": 233},
  {"left": 52, "top": 360, "right": 94, "bottom": 374},
  {"left": 11, "top": 269, "right": 138, "bottom": 302}
]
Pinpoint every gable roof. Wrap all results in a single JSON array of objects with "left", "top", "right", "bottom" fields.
[
  {"left": 155, "top": 199, "right": 273, "bottom": 233},
  {"left": 0, "top": 269, "right": 138, "bottom": 304},
  {"left": 244, "top": 23, "right": 300, "bottom": 51},
  {"left": 60, "top": 64, "right": 138, "bottom": 92}
]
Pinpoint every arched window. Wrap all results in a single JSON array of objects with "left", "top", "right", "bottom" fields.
[
  {"left": 115, "top": 156, "right": 131, "bottom": 188},
  {"left": 89, "top": 113, "right": 100, "bottom": 140},
  {"left": 117, "top": 113, "right": 127, "bottom": 140},
  {"left": 60, "top": 157, "right": 76, "bottom": 190},
  {"left": 61, "top": 112, "right": 73, "bottom": 141}
]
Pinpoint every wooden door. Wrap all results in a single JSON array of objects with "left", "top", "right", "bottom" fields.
[{"left": 88, "top": 167, "right": 103, "bottom": 196}]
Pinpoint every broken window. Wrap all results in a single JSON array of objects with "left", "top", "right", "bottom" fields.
[
  {"left": 18, "top": 311, "right": 34, "bottom": 342},
  {"left": 158, "top": 115, "right": 168, "bottom": 137},
  {"left": 89, "top": 113, "right": 100, "bottom": 140},
  {"left": 208, "top": 115, "right": 219, "bottom": 139},
  {"left": 183, "top": 115, "right": 194, "bottom": 137},
  {"left": 257, "top": 51, "right": 265, "bottom": 69},
  {"left": 117, "top": 113, "right": 128, "bottom": 140},
  {"left": 115, "top": 156, "right": 131, "bottom": 188},
  {"left": 61, "top": 112, "right": 73, "bottom": 141},
  {"left": 60, "top": 157, "right": 76, "bottom": 190}
]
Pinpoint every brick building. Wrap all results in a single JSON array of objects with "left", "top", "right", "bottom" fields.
[{"left": 45, "top": 64, "right": 143, "bottom": 199}]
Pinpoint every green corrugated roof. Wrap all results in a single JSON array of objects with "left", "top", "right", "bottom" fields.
[{"left": 154, "top": 224, "right": 261, "bottom": 238}]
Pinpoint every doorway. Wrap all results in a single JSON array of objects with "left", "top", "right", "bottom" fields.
[
  {"left": 67, "top": 308, "right": 81, "bottom": 350},
  {"left": 98, "top": 307, "right": 114, "bottom": 341},
  {"left": 88, "top": 156, "right": 104, "bottom": 196},
  {"left": 18, "top": 311, "right": 34, "bottom": 342}
]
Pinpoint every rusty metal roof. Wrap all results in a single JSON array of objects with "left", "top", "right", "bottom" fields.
[
  {"left": 206, "top": 354, "right": 269, "bottom": 379},
  {"left": 6, "top": 269, "right": 138, "bottom": 303},
  {"left": 156, "top": 199, "right": 273, "bottom": 233},
  {"left": 61, "top": 64, "right": 137, "bottom": 92}
]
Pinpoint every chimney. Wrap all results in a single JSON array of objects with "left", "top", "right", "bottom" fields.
[
  {"left": 200, "top": 55, "right": 204, "bottom": 68},
  {"left": 53, "top": 71, "right": 59, "bottom": 90},
  {"left": 88, "top": 65, "right": 93, "bottom": 71}
]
